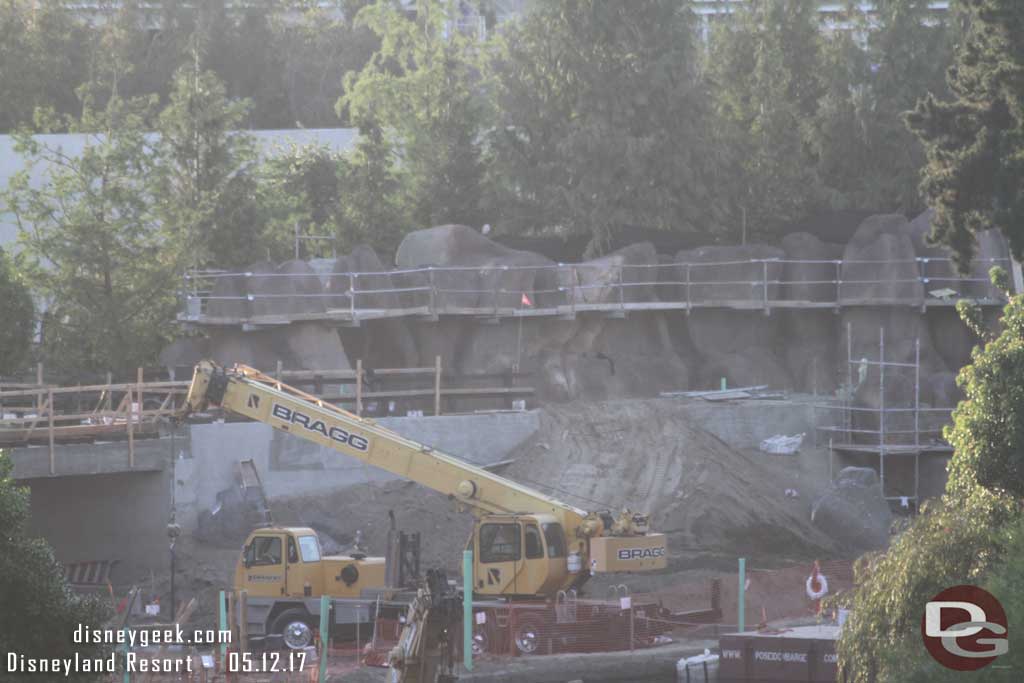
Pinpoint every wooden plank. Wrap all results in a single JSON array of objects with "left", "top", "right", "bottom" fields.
[{"left": 48, "top": 388, "right": 55, "bottom": 475}]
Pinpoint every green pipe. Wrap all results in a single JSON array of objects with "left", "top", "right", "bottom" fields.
[
  {"left": 319, "top": 595, "right": 330, "bottom": 682},
  {"left": 738, "top": 558, "right": 746, "bottom": 633},
  {"left": 218, "top": 591, "right": 228, "bottom": 662},
  {"left": 463, "top": 549, "right": 473, "bottom": 672}
]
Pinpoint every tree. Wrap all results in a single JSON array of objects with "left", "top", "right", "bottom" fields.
[
  {"left": 707, "top": 0, "right": 825, "bottom": 239},
  {"left": 5, "top": 97, "right": 181, "bottom": 376},
  {"left": 341, "top": 0, "right": 490, "bottom": 229},
  {"left": 0, "top": 451, "right": 111, "bottom": 680},
  {"left": 810, "top": 0, "right": 954, "bottom": 215},
  {"left": 336, "top": 116, "right": 411, "bottom": 256},
  {"left": 487, "top": 0, "right": 725, "bottom": 252},
  {"left": 0, "top": 248, "right": 33, "bottom": 377},
  {"left": 0, "top": 0, "right": 90, "bottom": 132},
  {"left": 905, "top": 0, "right": 1024, "bottom": 271},
  {"left": 837, "top": 269, "right": 1024, "bottom": 681},
  {"left": 151, "top": 66, "right": 264, "bottom": 269}
]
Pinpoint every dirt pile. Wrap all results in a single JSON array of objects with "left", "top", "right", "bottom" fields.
[{"left": 500, "top": 400, "right": 838, "bottom": 559}]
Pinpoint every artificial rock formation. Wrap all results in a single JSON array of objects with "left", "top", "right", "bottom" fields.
[{"left": 164, "top": 210, "right": 1008, "bottom": 404}]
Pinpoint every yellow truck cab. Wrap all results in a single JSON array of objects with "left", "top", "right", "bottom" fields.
[{"left": 236, "top": 526, "right": 391, "bottom": 649}]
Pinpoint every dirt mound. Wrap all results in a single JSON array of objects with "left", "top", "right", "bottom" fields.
[{"left": 501, "top": 400, "right": 838, "bottom": 558}]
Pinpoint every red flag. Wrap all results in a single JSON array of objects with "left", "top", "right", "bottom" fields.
[{"left": 521, "top": 292, "right": 533, "bottom": 307}]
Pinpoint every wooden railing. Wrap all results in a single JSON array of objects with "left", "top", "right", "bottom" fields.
[{"left": 1, "top": 359, "right": 534, "bottom": 475}]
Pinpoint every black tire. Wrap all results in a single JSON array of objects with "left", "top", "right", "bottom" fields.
[
  {"left": 271, "top": 609, "right": 316, "bottom": 650},
  {"left": 512, "top": 615, "right": 546, "bottom": 656}
]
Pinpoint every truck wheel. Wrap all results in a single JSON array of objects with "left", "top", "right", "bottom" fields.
[
  {"left": 513, "top": 615, "right": 544, "bottom": 655},
  {"left": 272, "top": 609, "right": 315, "bottom": 650}
]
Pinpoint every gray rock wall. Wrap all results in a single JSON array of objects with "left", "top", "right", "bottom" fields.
[{"left": 166, "top": 212, "right": 1010, "bottom": 403}]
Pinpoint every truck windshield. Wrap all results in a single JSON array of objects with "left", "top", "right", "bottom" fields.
[{"left": 298, "top": 536, "right": 321, "bottom": 562}]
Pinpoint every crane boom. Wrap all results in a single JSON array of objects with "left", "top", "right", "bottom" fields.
[{"left": 179, "top": 361, "right": 667, "bottom": 597}]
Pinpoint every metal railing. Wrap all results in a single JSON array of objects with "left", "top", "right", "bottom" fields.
[{"left": 179, "top": 256, "right": 1011, "bottom": 325}]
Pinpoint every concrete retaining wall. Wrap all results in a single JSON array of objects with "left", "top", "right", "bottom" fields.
[{"left": 13, "top": 411, "right": 539, "bottom": 587}]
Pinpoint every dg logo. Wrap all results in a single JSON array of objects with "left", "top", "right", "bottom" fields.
[{"left": 921, "top": 585, "right": 1009, "bottom": 671}]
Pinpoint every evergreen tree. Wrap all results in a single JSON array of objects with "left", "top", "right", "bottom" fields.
[
  {"left": 488, "top": 0, "right": 724, "bottom": 251},
  {"left": 810, "top": 0, "right": 954, "bottom": 214},
  {"left": 905, "top": 0, "right": 1024, "bottom": 271},
  {"left": 4, "top": 96, "right": 176, "bottom": 375},
  {"left": 706, "top": 0, "right": 824, "bottom": 239},
  {"left": 151, "top": 66, "right": 263, "bottom": 268},
  {"left": 0, "top": 248, "right": 33, "bottom": 377},
  {"left": 337, "top": 115, "right": 411, "bottom": 256},
  {"left": 341, "top": 0, "right": 490, "bottom": 229}
]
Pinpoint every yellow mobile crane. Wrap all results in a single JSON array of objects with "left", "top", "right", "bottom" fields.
[{"left": 178, "top": 361, "right": 669, "bottom": 654}]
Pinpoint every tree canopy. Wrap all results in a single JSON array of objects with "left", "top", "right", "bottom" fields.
[
  {"left": 0, "top": 248, "right": 33, "bottom": 377},
  {"left": 905, "top": 0, "right": 1024, "bottom": 271},
  {"left": 488, "top": 0, "right": 726, "bottom": 252}
]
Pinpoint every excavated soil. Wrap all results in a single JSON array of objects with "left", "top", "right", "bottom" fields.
[{"left": 149, "top": 399, "right": 839, "bottom": 628}]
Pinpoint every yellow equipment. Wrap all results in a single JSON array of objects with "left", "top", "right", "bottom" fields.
[{"left": 179, "top": 361, "right": 667, "bottom": 602}]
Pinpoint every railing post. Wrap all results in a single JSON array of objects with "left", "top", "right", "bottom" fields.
[
  {"left": 685, "top": 263, "right": 691, "bottom": 313},
  {"left": 36, "top": 362, "right": 43, "bottom": 414},
  {"left": 136, "top": 367, "right": 143, "bottom": 424},
  {"left": 47, "top": 388, "right": 55, "bottom": 476},
  {"left": 762, "top": 259, "right": 769, "bottom": 313},
  {"left": 356, "top": 359, "right": 363, "bottom": 417},
  {"left": 618, "top": 264, "right": 625, "bottom": 310},
  {"left": 428, "top": 267, "right": 437, "bottom": 314},
  {"left": 570, "top": 266, "right": 578, "bottom": 314},
  {"left": 835, "top": 260, "right": 842, "bottom": 309},
  {"left": 127, "top": 386, "right": 134, "bottom": 469},
  {"left": 493, "top": 268, "right": 501, "bottom": 315},
  {"left": 434, "top": 355, "right": 442, "bottom": 416},
  {"left": 318, "top": 595, "right": 330, "bottom": 682},
  {"left": 349, "top": 273, "right": 357, "bottom": 321}
]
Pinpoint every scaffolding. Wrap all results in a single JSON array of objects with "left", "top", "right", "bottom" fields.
[{"left": 816, "top": 324, "right": 955, "bottom": 507}]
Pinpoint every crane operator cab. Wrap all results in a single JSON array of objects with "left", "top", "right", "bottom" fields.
[{"left": 468, "top": 512, "right": 667, "bottom": 598}]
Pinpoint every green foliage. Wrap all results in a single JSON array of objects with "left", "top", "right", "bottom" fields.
[
  {"left": 0, "top": 451, "right": 112, "bottom": 680},
  {"left": 0, "top": 1, "right": 379, "bottom": 133},
  {"left": 5, "top": 96, "right": 179, "bottom": 376},
  {"left": 810, "top": 0, "right": 953, "bottom": 214},
  {"left": 707, "top": 0, "right": 824, "bottom": 238},
  {"left": 342, "top": 0, "right": 489, "bottom": 229},
  {"left": 487, "top": 0, "right": 724, "bottom": 251},
  {"left": 905, "top": 0, "right": 1024, "bottom": 271},
  {"left": 151, "top": 67, "right": 264, "bottom": 269},
  {"left": 0, "top": 0, "right": 90, "bottom": 132},
  {"left": 838, "top": 269, "right": 1024, "bottom": 681},
  {"left": 945, "top": 284, "right": 1024, "bottom": 499},
  {"left": 336, "top": 117, "right": 411, "bottom": 256},
  {"left": 0, "top": 248, "right": 33, "bottom": 377}
]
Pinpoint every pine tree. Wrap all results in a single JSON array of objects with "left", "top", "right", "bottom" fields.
[
  {"left": 340, "top": 0, "right": 489, "bottom": 229},
  {"left": 706, "top": 0, "right": 824, "bottom": 239},
  {"left": 488, "top": 0, "right": 723, "bottom": 251},
  {"left": 811, "top": 0, "right": 954, "bottom": 214},
  {"left": 905, "top": 0, "right": 1024, "bottom": 271}
]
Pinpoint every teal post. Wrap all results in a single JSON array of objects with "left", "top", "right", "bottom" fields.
[
  {"left": 319, "top": 595, "right": 330, "bottom": 682},
  {"left": 738, "top": 558, "right": 746, "bottom": 633},
  {"left": 218, "top": 591, "right": 228, "bottom": 663},
  {"left": 720, "top": 377, "right": 727, "bottom": 391},
  {"left": 463, "top": 549, "right": 473, "bottom": 672},
  {"left": 121, "top": 627, "right": 130, "bottom": 683}
]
